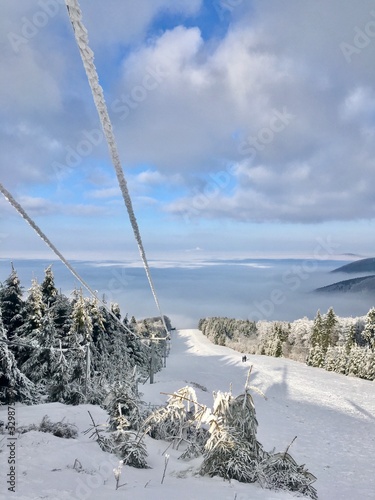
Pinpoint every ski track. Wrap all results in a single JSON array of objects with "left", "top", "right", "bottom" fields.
[
  {"left": 1, "top": 328, "right": 374, "bottom": 500},
  {"left": 145, "top": 329, "right": 375, "bottom": 500}
]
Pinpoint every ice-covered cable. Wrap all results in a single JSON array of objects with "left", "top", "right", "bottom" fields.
[
  {"left": 64, "top": 0, "right": 168, "bottom": 335},
  {"left": 0, "top": 182, "right": 138, "bottom": 339}
]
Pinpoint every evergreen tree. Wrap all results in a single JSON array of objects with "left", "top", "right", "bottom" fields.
[
  {"left": 88, "top": 298, "right": 109, "bottom": 379},
  {"left": 129, "top": 315, "right": 137, "bottom": 332},
  {"left": 0, "top": 265, "right": 25, "bottom": 341},
  {"left": 51, "top": 292, "right": 72, "bottom": 337},
  {"left": 21, "top": 310, "right": 60, "bottom": 386},
  {"left": 307, "top": 310, "right": 330, "bottom": 366},
  {"left": 0, "top": 308, "right": 37, "bottom": 404},
  {"left": 335, "top": 346, "right": 349, "bottom": 375},
  {"left": 16, "top": 278, "right": 45, "bottom": 365},
  {"left": 364, "top": 348, "right": 375, "bottom": 380},
  {"left": 310, "top": 310, "right": 323, "bottom": 348},
  {"left": 347, "top": 345, "right": 366, "bottom": 378},
  {"left": 323, "top": 347, "right": 338, "bottom": 372},
  {"left": 66, "top": 291, "right": 91, "bottom": 390},
  {"left": 324, "top": 307, "right": 338, "bottom": 348},
  {"left": 69, "top": 290, "right": 93, "bottom": 345},
  {"left": 345, "top": 325, "right": 356, "bottom": 354},
  {"left": 47, "top": 347, "right": 74, "bottom": 403},
  {"left": 306, "top": 345, "right": 325, "bottom": 368},
  {"left": 40, "top": 265, "right": 58, "bottom": 307},
  {"left": 48, "top": 290, "right": 92, "bottom": 404},
  {"left": 362, "top": 307, "right": 375, "bottom": 350}
]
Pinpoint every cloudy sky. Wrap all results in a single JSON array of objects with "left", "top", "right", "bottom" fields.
[{"left": 1, "top": 0, "right": 375, "bottom": 262}]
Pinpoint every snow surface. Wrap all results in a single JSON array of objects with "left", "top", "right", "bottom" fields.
[{"left": 1, "top": 329, "right": 375, "bottom": 500}]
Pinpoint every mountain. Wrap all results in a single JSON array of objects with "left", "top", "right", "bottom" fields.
[
  {"left": 331, "top": 257, "right": 375, "bottom": 273},
  {"left": 315, "top": 274, "right": 375, "bottom": 293}
]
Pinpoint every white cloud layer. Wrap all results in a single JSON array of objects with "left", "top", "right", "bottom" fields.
[{"left": 0, "top": 0, "right": 374, "bottom": 260}]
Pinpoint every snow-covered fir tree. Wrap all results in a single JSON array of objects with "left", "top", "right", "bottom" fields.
[
  {"left": 21, "top": 310, "right": 60, "bottom": 387},
  {"left": 50, "top": 292, "right": 72, "bottom": 337},
  {"left": 0, "top": 265, "right": 25, "bottom": 341},
  {"left": 0, "top": 308, "right": 38, "bottom": 404},
  {"left": 362, "top": 307, "right": 375, "bottom": 350},
  {"left": 324, "top": 307, "right": 339, "bottom": 347},
  {"left": 15, "top": 278, "right": 45, "bottom": 365},
  {"left": 40, "top": 265, "right": 58, "bottom": 307}
]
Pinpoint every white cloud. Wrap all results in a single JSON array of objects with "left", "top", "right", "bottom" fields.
[
  {"left": 136, "top": 169, "right": 183, "bottom": 186},
  {"left": 81, "top": 0, "right": 202, "bottom": 46},
  {"left": 340, "top": 86, "right": 375, "bottom": 123},
  {"left": 1, "top": 0, "right": 375, "bottom": 238}
]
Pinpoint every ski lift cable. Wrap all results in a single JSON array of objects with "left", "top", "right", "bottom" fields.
[
  {"left": 0, "top": 181, "right": 142, "bottom": 342},
  {"left": 64, "top": 0, "right": 168, "bottom": 336}
]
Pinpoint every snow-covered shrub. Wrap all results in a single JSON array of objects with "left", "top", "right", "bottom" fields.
[
  {"left": 258, "top": 450, "right": 317, "bottom": 499},
  {"left": 199, "top": 389, "right": 263, "bottom": 483},
  {"left": 145, "top": 386, "right": 203, "bottom": 446},
  {"left": 111, "top": 428, "right": 149, "bottom": 468},
  {"left": 85, "top": 406, "right": 149, "bottom": 468},
  {"left": 197, "top": 380, "right": 317, "bottom": 498},
  {"left": 106, "top": 371, "right": 143, "bottom": 431},
  {"left": 38, "top": 415, "right": 78, "bottom": 438},
  {"left": 17, "top": 415, "right": 78, "bottom": 439}
]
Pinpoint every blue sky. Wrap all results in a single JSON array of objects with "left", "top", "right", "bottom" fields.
[{"left": 1, "top": 0, "right": 375, "bottom": 262}]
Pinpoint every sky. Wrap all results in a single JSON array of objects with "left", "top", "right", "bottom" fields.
[{"left": 1, "top": 0, "right": 375, "bottom": 262}]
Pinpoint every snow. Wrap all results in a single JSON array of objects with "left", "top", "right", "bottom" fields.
[{"left": 1, "top": 328, "right": 375, "bottom": 499}]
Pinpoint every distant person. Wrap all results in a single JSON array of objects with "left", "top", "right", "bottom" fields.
[{"left": 242, "top": 355, "right": 247, "bottom": 362}]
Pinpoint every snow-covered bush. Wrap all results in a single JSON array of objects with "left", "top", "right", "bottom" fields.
[
  {"left": 258, "top": 449, "right": 317, "bottom": 499},
  {"left": 111, "top": 428, "right": 149, "bottom": 468},
  {"left": 106, "top": 370, "right": 144, "bottom": 431},
  {"left": 18, "top": 415, "right": 78, "bottom": 439},
  {"left": 145, "top": 386, "right": 204, "bottom": 445},
  {"left": 199, "top": 389, "right": 263, "bottom": 483},
  {"left": 149, "top": 381, "right": 317, "bottom": 498}
]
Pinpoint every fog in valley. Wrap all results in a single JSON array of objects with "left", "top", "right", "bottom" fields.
[{"left": 2, "top": 258, "right": 374, "bottom": 328}]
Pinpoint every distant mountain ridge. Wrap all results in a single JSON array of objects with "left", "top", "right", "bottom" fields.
[
  {"left": 315, "top": 257, "right": 375, "bottom": 293},
  {"left": 331, "top": 257, "right": 375, "bottom": 273},
  {"left": 315, "top": 274, "right": 375, "bottom": 293}
]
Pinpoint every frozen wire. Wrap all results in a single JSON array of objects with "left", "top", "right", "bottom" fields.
[
  {"left": 0, "top": 181, "right": 139, "bottom": 340},
  {"left": 64, "top": 0, "right": 168, "bottom": 335}
]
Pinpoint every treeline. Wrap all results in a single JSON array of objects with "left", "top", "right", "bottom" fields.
[
  {"left": 0, "top": 264, "right": 171, "bottom": 405},
  {"left": 198, "top": 306, "right": 375, "bottom": 381}
]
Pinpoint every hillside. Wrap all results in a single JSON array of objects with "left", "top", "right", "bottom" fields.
[
  {"left": 315, "top": 274, "right": 375, "bottom": 293},
  {"left": 1, "top": 329, "right": 375, "bottom": 499},
  {"left": 331, "top": 257, "right": 375, "bottom": 273}
]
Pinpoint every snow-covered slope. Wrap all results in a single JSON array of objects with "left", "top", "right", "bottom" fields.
[{"left": 1, "top": 329, "right": 375, "bottom": 499}]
